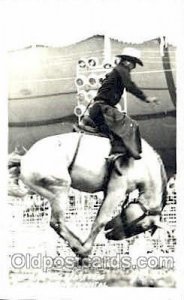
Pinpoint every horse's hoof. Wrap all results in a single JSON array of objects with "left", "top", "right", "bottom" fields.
[
  {"left": 78, "top": 256, "right": 90, "bottom": 266},
  {"left": 75, "top": 241, "right": 92, "bottom": 259},
  {"left": 71, "top": 244, "right": 91, "bottom": 259},
  {"left": 71, "top": 247, "right": 79, "bottom": 254}
]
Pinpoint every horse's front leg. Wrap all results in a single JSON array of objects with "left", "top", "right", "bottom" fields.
[
  {"left": 50, "top": 199, "right": 84, "bottom": 256},
  {"left": 80, "top": 171, "right": 128, "bottom": 257}
]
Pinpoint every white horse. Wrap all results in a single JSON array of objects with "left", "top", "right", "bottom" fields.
[{"left": 12, "top": 132, "right": 167, "bottom": 258}]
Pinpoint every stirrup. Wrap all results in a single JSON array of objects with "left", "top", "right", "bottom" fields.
[
  {"left": 105, "top": 153, "right": 126, "bottom": 164},
  {"left": 106, "top": 153, "right": 127, "bottom": 176}
]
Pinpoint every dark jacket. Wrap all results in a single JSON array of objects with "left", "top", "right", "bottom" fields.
[
  {"left": 94, "top": 64, "right": 147, "bottom": 105},
  {"left": 89, "top": 63, "right": 145, "bottom": 157}
]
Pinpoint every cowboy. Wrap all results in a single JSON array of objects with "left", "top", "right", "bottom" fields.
[{"left": 88, "top": 47, "right": 158, "bottom": 161}]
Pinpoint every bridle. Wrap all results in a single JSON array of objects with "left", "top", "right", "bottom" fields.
[{"left": 122, "top": 198, "right": 162, "bottom": 233}]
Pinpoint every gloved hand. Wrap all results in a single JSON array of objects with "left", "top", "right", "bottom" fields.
[{"left": 145, "top": 96, "right": 159, "bottom": 104}]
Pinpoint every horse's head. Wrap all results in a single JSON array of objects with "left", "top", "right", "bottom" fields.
[{"left": 105, "top": 201, "right": 171, "bottom": 240}]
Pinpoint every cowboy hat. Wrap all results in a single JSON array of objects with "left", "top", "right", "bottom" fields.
[{"left": 116, "top": 47, "right": 143, "bottom": 66}]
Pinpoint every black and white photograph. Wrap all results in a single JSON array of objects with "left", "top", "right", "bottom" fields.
[{"left": 1, "top": 0, "right": 184, "bottom": 299}]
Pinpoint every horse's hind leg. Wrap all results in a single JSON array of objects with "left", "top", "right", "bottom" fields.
[{"left": 24, "top": 172, "right": 85, "bottom": 256}]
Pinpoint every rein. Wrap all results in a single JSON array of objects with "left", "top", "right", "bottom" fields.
[
  {"left": 80, "top": 99, "right": 94, "bottom": 122},
  {"left": 68, "top": 133, "right": 83, "bottom": 173}
]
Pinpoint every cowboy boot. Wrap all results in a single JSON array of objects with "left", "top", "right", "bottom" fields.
[{"left": 122, "top": 123, "right": 142, "bottom": 159}]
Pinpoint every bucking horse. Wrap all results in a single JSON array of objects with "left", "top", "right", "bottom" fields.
[{"left": 9, "top": 132, "right": 167, "bottom": 258}]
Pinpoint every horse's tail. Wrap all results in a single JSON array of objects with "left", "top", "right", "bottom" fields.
[
  {"left": 8, "top": 147, "right": 28, "bottom": 197},
  {"left": 8, "top": 146, "right": 27, "bottom": 169}
]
